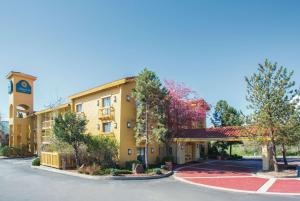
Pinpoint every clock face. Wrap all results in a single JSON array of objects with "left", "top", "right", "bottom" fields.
[{"left": 8, "top": 80, "right": 13, "bottom": 94}]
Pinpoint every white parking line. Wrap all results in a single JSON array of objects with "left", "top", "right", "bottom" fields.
[{"left": 257, "top": 178, "right": 276, "bottom": 193}]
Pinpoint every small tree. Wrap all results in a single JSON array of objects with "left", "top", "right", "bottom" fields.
[
  {"left": 165, "top": 80, "right": 209, "bottom": 131},
  {"left": 132, "top": 68, "right": 168, "bottom": 168},
  {"left": 245, "top": 59, "right": 299, "bottom": 172},
  {"left": 164, "top": 80, "right": 209, "bottom": 151},
  {"left": 53, "top": 112, "right": 88, "bottom": 168},
  {"left": 86, "top": 135, "right": 118, "bottom": 167},
  {"left": 277, "top": 105, "right": 300, "bottom": 165}
]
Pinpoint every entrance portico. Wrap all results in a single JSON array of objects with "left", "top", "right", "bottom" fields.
[{"left": 173, "top": 127, "right": 271, "bottom": 170}]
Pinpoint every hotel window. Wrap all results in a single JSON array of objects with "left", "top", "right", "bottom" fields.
[
  {"left": 102, "top": 97, "right": 111, "bottom": 115},
  {"left": 76, "top": 104, "right": 83, "bottom": 113},
  {"left": 103, "top": 122, "right": 112, "bottom": 133}
]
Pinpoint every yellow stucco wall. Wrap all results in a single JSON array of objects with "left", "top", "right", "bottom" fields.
[
  {"left": 7, "top": 72, "right": 36, "bottom": 149},
  {"left": 7, "top": 72, "right": 165, "bottom": 165}
]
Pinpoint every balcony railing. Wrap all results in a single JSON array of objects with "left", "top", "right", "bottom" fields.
[
  {"left": 41, "top": 135, "right": 51, "bottom": 144},
  {"left": 42, "top": 120, "right": 54, "bottom": 130},
  {"left": 98, "top": 106, "right": 114, "bottom": 120}
]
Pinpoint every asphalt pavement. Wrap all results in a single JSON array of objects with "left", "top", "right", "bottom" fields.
[{"left": 0, "top": 158, "right": 299, "bottom": 201}]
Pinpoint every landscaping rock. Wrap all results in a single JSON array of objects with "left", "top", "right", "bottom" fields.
[{"left": 134, "top": 164, "right": 144, "bottom": 174}]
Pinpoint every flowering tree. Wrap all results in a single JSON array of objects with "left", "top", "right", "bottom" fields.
[{"left": 164, "top": 80, "right": 209, "bottom": 134}]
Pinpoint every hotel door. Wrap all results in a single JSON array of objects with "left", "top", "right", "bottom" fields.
[{"left": 137, "top": 147, "right": 145, "bottom": 163}]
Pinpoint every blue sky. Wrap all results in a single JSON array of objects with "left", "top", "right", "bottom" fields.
[{"left": 0, "top": 0, "right": 300, "bottom": 125}]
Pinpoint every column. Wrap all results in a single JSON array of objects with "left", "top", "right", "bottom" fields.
[
  {"left": 194, "top": 143, "right": 201, "bottom": 161},
  {"left": 261, "top": 142, "right": 271, "bottom": 171},
  {"left": 176, "top": 142, "right": 186, "bottom": 164},
  {"left": 204, "top": 141, "right": 209, "bottom": 157}
]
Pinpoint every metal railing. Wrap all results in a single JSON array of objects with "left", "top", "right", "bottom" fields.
[
  {"left": 42, "top": 120, "right": 54, "bottom": 130},
  {"left": 98, "top": 106, "right": 114, "bottom": 120}
]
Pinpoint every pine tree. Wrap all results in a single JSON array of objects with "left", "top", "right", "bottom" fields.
[
  {"left": 245, "top": 59, "right": 299, "bottom": 172},
  {"left": 132, "top": 68, "right": 168, "bottom": 168}
]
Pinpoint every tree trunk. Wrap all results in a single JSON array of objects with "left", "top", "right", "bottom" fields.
[
  {"left": 145, "top": 103, "right": 149, "bottom": 169},
  {"left": 282, "top": 144, "right": 288, "bottom": 166},
  {"left": 229, "top": 144, "right": 232, "bottom": 157},
  {"left": 270, "top": 140, "right": 279, "bottom": 172},
  {"left": 73, "top": 144, "right": 81, "bottom": 168}
]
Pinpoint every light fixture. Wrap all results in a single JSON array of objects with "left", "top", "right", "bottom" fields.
[{"left": 128, "top": 149, "right": 132, "bottom": 155}]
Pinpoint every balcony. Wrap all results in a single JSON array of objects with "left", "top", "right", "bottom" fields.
[
  {"left": 42, "top": 120, "right": 54, "bottom": 130},
  {"left": 41, "top": 135, "right": 51, "bottom": 144},
  {"left": 98, "top": 106, "right": 114, "bottom": 120}
]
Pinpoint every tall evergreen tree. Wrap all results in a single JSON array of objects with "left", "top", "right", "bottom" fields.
[
  {"left": 245, "top": 59, "right": 299, "bottom": 172},
  {"left": 132, "top": 68, "right": 168, "bottom": 168},
  {"left": 211, "top": 100, "right": 244, "bottom": 127}
]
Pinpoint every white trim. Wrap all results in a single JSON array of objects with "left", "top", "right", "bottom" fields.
[{"left": 257, "top": 178, "right": 276, "bottom": 193}]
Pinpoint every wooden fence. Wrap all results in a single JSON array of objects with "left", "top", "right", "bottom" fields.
[{"left": 40, "top": 152, "right": 76, "bottom": 169}]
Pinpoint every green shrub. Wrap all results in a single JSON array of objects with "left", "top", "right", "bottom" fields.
[
  {"left": 154, "top": 168, "right": 162, "bottom": 175},
  {"left": 94, "top": 168, "right": 112, "bottom": 175},
  {"left": 160, "top": 165, "right": 168, "bottom": 170},
  {"left": 32, "top": 158, "right": 40, "bottom": 166},
  {"left": 125, "top": 160, "right": 141, "bottom": 170},
  {"left": 111, "top": 169, "right": 132, "bottom": 176},
  {"left": 162, "top": 156, "right": 174, "bottom": 163},
  {"left": 0, "top": 146, "right": 11, "bottom": 156}
]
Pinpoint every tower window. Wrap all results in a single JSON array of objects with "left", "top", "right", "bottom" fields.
[{"left": 76, "top": 104, "right": 83, "bottom": 113}]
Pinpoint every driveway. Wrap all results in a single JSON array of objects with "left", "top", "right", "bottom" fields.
[
  {"left": 0, "top": 158, "right": 299, "bottom": 201},
  {"left": 174, "top": 160, "right": 300, "bottom": 195}
]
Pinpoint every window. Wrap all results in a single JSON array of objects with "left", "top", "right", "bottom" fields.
[
  {"left": 126, "top": 95, "right": 131, "bottom": 101},
  {"left": 103, "top": 97, "right": 111, "bottom": 107},
  {"left": 151, "top": 148, "right": 154, "bottom": 153},
  {"left": 127, "top": 121, "right": 131, "bottom": 128},
  {"left": 102, "top": 97, "right": 111, "bottom": 115},
  {"left": 168, "top": 147, "right": 173, "bottom": 155},
  {"left": 76, "top": 104, "right": 83, "bottom": 113},
  {"left": 128, "top": 149, "right": 132, "bottom": 155},
  {"left": 103, "top": 122, "right": 112, "bottom": 133},
  {"left": 137, "top": 147, "right": 145, "bottom": 163}
]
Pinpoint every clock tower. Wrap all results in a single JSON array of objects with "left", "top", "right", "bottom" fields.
[{"left": 6, "top": 71, "right": 37, "bottom": 150}]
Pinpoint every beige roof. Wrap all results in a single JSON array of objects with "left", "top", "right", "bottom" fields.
[
  {"left": 35, "top": 103, "right": 70, "bottom": 115},
  {"left": 6, "top": 71, "right": 37, "bottom": 80},
  {"left": 69, "top": 76, "right": 135, "bottom": 100}
]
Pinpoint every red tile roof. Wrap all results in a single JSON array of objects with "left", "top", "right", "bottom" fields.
[{"left": 174, "top": 127, "right": 254, "bottom": 139}]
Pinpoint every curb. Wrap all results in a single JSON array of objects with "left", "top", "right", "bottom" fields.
[
  {"left": 111, "top": 171, "right": 173, "bottom": 180},
  {"left": 31, "top": 165, "right": 173, "bottom": 180}
]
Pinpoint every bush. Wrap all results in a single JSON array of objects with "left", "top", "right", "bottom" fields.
[
  {"left": 162, "top": 155, "right": 174, "bottom": 163},
  {"left": 125, "top": 160, "right": 141, "bottom": 170},
  {"left": 154, "top": 168, "right": 162, "bottom": 175},
  {"left": 111, "top": 169, "right": 132, "bottom": 176},
  {"left": 94, "top": 168, "right": 112, "bottom": 175},
  {"left": 32, "top": 158, "right": 40, "bottom": 166},
  {"left": 86, "top": 135, "right": 118, "bottom": 167},
  {"left": 160, "top": 165, "right": 168, "bottom": 170},
  {"left": 0, "top": 146, "right": 11, "bottom": 156}
]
